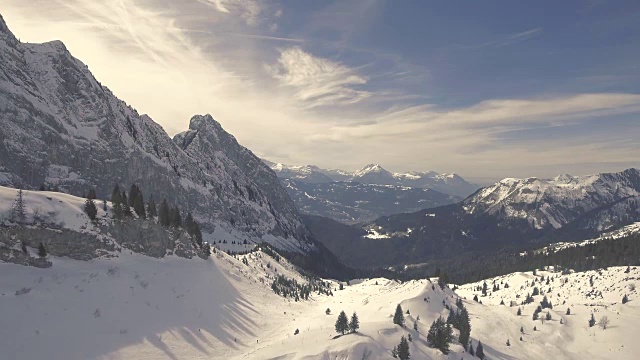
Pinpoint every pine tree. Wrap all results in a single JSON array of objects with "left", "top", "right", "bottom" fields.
[
  {"left": 84, "top": 198, "right": 98, "bottom": 221},
  {"left": 622, "top": 294, "right": 629, "bottom": 304},
  {"left": 185, "top": 212, "right": 194, "bottom": 232},
  {"left": 132, "top": 187, "right": 146, "bottom": 218},
  {"left": 159, "top": 199, "right": 170, "bottom": 227},
  {"left": 469, "top": 343, "right": 475, "bottom": 356},
  {"left": 566, "top": 308, "right": 571, "bottom": 315},
  {"left": 102, "top": 199, "right": 107, "bottom": 211},
  {"left": 458, "top": 306, "right": 471, "bottom": 350},
  {"left": 391, "top": 346, "right": 398, "bottom": 358},
  {"left": 170, "top": 207, "right": 182, "bottom": 227},
  {"left": 476, "top": 341, "right": 485, "bottom": 360},
  {"left": 21, "top": 241, "right": 28, "bottom": 256},
  {"left": 426, "top": 316, "right": 452, "bottom": 354},
  {"left": 11, "top": 189, "right": 26, "bottom": 224},
  {"left": 111, "top": 186, "right": 123, "bottom": 219},
  {"left": 147, "top": 195, "right": 157, "bottom": 218},
  {"left": 588, "top": 313, "right": 596, "bottom": 327},
  {"left": 517, "top": 307, "right": 522, "bottom": 316},
  {"left": 397, "top": 336, "right": 411, "bottom": 360},
  {"left": 335, "top": 311, "right": 349, "bottom": 335},
  {"left": 349, "top": 312, "right": 360, "bottom": 333},
  {"left": 482, "top": 281, "right": 488, "bottom": 296},
  {"left": 546, "top": 312, "right": 552, "bottom": 321},
  {"left": 393, "top": 304, "right": 405, "bottom": 327},
  {"left": 506, "top": 339, "right": 510, "bottom": 346},
  {"left": 413, "top": 320, "right": 418, "bottom": 331},
  {"left": 86, "top": 188, "right": 97, "bottom": 200},
  {"left": 37, "top": 242, "right": 47, "bottom": 258},
  {"left": 520, "top": 326, "right": 524, "bottom": 334}
]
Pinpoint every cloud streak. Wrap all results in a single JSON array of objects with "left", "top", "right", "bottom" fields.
[
  {"left": 2, "top": 0, "right": 639, "bottom": 179},
  {"left": 269, "top": 47, "right": 371, "bottom": 107}
]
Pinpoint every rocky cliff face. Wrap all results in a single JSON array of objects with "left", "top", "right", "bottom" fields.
[{"left": 0, "top": 14, "right": 311, "bottom": 252}]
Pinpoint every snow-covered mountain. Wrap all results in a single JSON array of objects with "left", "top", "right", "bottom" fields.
[
  {"left": 265, "top": 161, "right": 480, "bottom": 198},
  {"left": 282, "top": 179, "right": 460, "bottom": 224},
  {"left": 0, "top": 14, "right": 311, "bottom": 252},
  {"left": 305, "top": 168, "right": 640, "bottom": 267},
  {"left": 463, "top": 168, "right": 640, "bottom": 231}
]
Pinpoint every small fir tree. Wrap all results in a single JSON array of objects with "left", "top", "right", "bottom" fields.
[
  {"left": 335, "top": 311, "right": 349, "bottom": 335},
  {"left": 393, "top": 304, "right": 405, "bottom": 327},
  {"left": 86, "top": 188, "right": 97, "bottom": 200},
  {"left": 476, "top": 340, "right": 485, "bottom": 359},
  {"left": 37, "top": 242, "right": 47, "bottom": 258},
  {"left": 397, "top": 336, "right": 411, "bottom": 360},
  {"left": 11, "top": 189, "right": 26, "bottom": 224},
  {"left": 349, "top": 312, "right": 360, "bottom": 333},
  {"left": 159, "top": 199, "right": 170, "bottom": 227},
  {"left": 84, "top": 198, "right": 98, "bottom": 221},
  {"left": 588, "top": 313, "right": 596, "bottom": 328}
]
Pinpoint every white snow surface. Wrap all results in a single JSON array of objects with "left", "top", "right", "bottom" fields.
[
  {"left": 0, "top": 186, "right": 112, "bottom": 232},
  {"left": 2, "top": 240, "right": 638, "bottom": 360},
  {"left": 456, "top": 267, "right": 640, "bottom": 359}
]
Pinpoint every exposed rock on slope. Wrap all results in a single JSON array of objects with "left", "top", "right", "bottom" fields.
[{"left": 0, "top": 14, "right": 310, "bottom": 251}]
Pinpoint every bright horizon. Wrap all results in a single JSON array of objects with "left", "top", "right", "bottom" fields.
[{"left": 3, "top": 1, "right": 640, "bottom": 180}]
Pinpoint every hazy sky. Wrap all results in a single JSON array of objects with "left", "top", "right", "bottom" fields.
[{"left": 3, "top": 0, "right": 640, "bottom": 181}]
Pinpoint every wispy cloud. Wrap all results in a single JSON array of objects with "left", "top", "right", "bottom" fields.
[
  {"left": 510, "top": 27, "right": 543, "bottom": 39},
  {"left": 197, "top": 0, "right": 265, "bottom": 26},
  {"left": 2, "top": 1, "right": 639, "bottom": 179},
  {"left": 269, "top": 47, "right": 371, "bottom": 107}
]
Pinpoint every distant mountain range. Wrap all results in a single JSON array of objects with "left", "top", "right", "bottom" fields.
[
  {"left": 306, "top": 168, "right": 640, "bottom": 268},
  {"left": 265, "top": 161, "right": 480, "bottom": 198},
  {"left": 264, "top": 161, "right": 478, "bottom": 223}
]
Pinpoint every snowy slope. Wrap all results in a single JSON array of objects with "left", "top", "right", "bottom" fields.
[
  {"left": 537, "top": 222, "right": 640, "bottom": 254},
  {"left": 456, "top": 267, "right": 640, "bottom": 360},
  {"left": 2, "top": 227, "right": 638, "bottom": 360}
]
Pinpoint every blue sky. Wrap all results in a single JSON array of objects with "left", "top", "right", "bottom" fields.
[{"left": 3, "top": 0, "right": 640, "bottom": 182}]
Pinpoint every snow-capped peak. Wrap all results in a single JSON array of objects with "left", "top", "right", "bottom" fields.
[{"left": 354, "top": 164, "right": 390, "bottom": 177}]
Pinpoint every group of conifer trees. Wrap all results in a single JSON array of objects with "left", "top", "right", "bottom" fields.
[
  {"left": 334, "top": 310, "right": 359, "bottom": 335},
  {"left": 81, "top": 184, "right": 203, "bottom": 248}
]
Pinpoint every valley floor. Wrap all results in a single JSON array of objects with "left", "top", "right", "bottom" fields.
[{"left": 1, "top": 249, "right": 638, "bottom": 360}]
